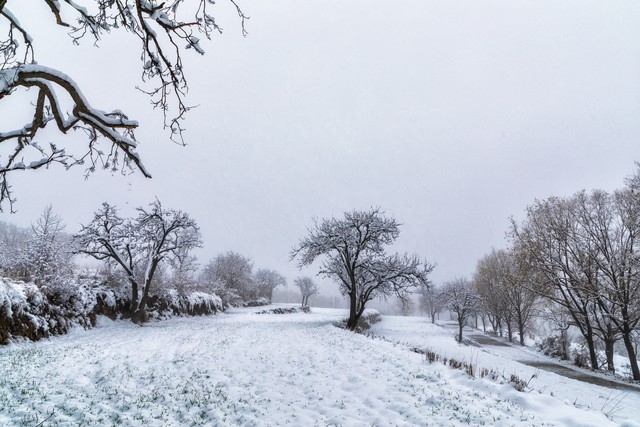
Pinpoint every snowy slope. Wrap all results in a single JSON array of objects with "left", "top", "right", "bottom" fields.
[
  {"left": 370, "top": 315, "right": 640, "bottom": 426},
  {"left": 0, "top": 307, "right": 638, "bottom": 426}
]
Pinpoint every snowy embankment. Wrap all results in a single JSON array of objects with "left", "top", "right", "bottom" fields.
[
  {"left": 0, "top": 278, "right": 222, "bottom": 344},
  {"left": 0, "top": 307, "right": 638, "bottom": 426}
]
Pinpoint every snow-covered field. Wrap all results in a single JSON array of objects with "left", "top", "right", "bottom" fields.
[{"left": 1, "top": 306, "right": 638, "bottom": 426}]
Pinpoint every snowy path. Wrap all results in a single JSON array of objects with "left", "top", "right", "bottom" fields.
[
  {"left": 0, "top": 308, "right": 638, "bottom": 426},
  {"left": 460, "top": 328, "right": 640, "bottom": 393},
  {"left": 435, "top": 321, "right": 640, "bottom": 393},
  {"left": 459, "top": 328, "right": 640, "bottom": 394}
]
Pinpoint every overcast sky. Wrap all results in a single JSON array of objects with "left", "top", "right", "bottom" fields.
[{"left": 2, "top": 0, "right": 640, "bottom": 293}]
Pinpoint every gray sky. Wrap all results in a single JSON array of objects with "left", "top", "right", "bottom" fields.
[{"left": 2, "top": 0, "right": 640, "bottom": 292}]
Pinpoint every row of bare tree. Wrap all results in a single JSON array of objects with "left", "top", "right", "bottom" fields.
[
  {"left": 0, "top": 200, "right": 300, "bottom": 323},
  {"left": 422, "top": 167, "right": 640, "bottom": 380},
  {"left": 419, "top": 270, "right": 534, "bottom": 347},
  {"left": 509, "top": 167, "right": 640, "bottom": 380}
]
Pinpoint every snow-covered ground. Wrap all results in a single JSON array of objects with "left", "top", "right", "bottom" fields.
[
  {"left": 370, "top": 315, "right": 640, "bottom": 426},
  {"left": 0, "top": 306, "right": 638, "bottom": 426}
]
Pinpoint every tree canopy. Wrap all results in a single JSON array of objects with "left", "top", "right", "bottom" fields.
[
  {"left": 75, "top": 199, "right": 202, "bottom": 323},
  {"left": 292, "top": 208, "right": 434, "bottom": 330}
]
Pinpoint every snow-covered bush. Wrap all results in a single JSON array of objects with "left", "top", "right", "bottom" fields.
[
  {"left": 359, "top": 309, "right": 382, "bottom": 330},
  {"left": 0, "top": 221, "right": 32, "bottom": 281},
  {"left": 255, "top": 306, "right": 309, "bottom": 315},
  {"left": 200, "top": 251, "right": 256, "bottom": 308},
  {"left": 0, "top": 277, "right": 120, "bottom": 344},
  {"left": 570, "top": 342, "right": 595, "bottom": 368},
  {"left": 245, "top": 297, "right": 272, "bottom": 307},
  {"left": 338, "top": 309, "right": 381, "bottom": 332},
  {"left": 536, "top": 335, "right": 569, "bottom": 360},
  {"left": 146, "top": 288, "right": 222, "bottom": 319},
  {"left": 0, "top": 274, "right": 222, "bottom": 344}
]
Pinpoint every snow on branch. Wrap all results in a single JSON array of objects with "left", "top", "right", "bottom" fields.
[
  {"left": 0, "top": 0, "right": 246, "bottom": 211},
  {"left": 0, "top": 63, "right": 150, "bottom": 211}
]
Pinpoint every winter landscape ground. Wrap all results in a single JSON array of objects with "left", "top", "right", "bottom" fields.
[{"left": 1, "top": 306, "right": 639, "bottom": 426}]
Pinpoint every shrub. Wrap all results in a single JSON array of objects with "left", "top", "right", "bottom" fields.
[
  {"left": 0, "top": 275, "right": 221, "bottom": 344},
  {"left": 537, "top": 335, "right": 568, "bottom": 359},
  {"left": 570, "top": 342, "right": 592, "bottom": 368},
  {"left": 357, "top": 309, "right": 382, "bottom": 331},
  {"left": 255, "top": 307, "right": 307, "bottom": 315}
]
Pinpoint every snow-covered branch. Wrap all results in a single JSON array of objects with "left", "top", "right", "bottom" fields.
[
  {"left": 0, "top": 0, "right": 246, "bottom": 211},
  {"left": 0, "top": 63, "right": 150, "bottom": 211}
]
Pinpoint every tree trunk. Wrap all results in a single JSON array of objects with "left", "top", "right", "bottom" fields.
[
  {"left": 347, "top": 314, "right": 360, "bottom": 330},
  {"left": 133, "top": 294, "right": 150, "bottom": 324},
  {"left": 622, "top": 329, "right": 640, "bottom": 380},
  {"left": 585, "top": 333, "right": 599, "bottom": 371},
  {"left": 561, "top": 329, "right": 569, "bottom": 360},
  {"left": 457, "top": 315, "right": 464, "bottom": 343},
  {"left": 582, "top": 320, "right": 599, "bottom": 371},
  {"left": 604, "top": 337, "right": 615, "bottom": 373},
  {"left": 518, "top": 316, "right": 525, "bottom": 346},
  {"left": 346, "top": 292, "right": 359, "bottom": 330},
  {"left": 128, "top": 278, "right": 139, "bottom": 318},
  {"left": 507, "top": 322, "right": 513, "bottom": 343},
  {"left": 518, "top": 325, "right": 525, "bottom": 346},
  {"left": 132, "top": 259, "right": 160, "bottom": 324},
  {"left": 488, "top": 315, "right": 496, "bottom": 333},
  {"left": 131, "top": 307, "right": 148, "bottom": 324}
]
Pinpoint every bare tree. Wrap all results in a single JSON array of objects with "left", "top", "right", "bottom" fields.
[
  {"left": 254, "top": 268, "right": 286, "bottom": 302},
  {"left": 291, "top": 208, "right": 434, "bottom": 331},
  {"left": 0, "top": 220, "right": 30, "bottom": 280},
  {"left": 507, "top": 255, "right": 542, "bottom": 346},
  {"left": 166, "top": 249, "right": 200, "bottom": 294},
  {"left": 540, "top": 301, "right": 573, "bottom": 360},
  {"left": 75, "top": 199, "right": 201, "bottom": 323},
  {"left": 27, "top": 204, "right": 73, "bottom": 287},
  {"left": 474, "top": 248, "right": 540, "bottom": 345},
  {"left": 574, "top": 186, "right": 640, "bottom": 379},
  {"left": 0, "top": 0, "right": 247, "bottom": 210},
  {"left": 442, "top": 277, "right": 481, "bottom": 343},
  {"left": 200, "top": 251, "right": 254, "bottom": 307},
  {"left": 293, "top": 276, "right": 318, "bottom": 308},
  {"left": 418, "top": 283, "right": 446, "bottom": 324},
  {"left": 510, "top": 195, "right": 602, "bottom": 371},
  {"left": 473, "top": 250, "right": 509, "bottom": 336}
]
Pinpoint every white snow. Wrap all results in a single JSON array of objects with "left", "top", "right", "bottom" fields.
[
  {"left": 0, "top": 307, "right": 638, "bottom": 426},
  {"left": 0, "top": 67, "right": 19, "bottom": 94}
]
